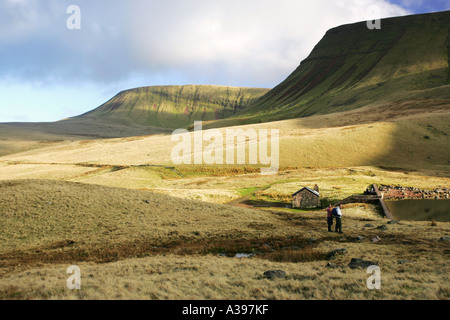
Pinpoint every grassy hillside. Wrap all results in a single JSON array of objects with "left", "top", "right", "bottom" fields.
[
  {"left": 0, "top": 179, "right": 281, "bottom": 255},
  {"left": 2, "top": 105, "right": 448, "bottom": 171},
  {"left": 208, "top": 11, "right": 450, "bottom": 127},
  {"left": 0, "top": 117, "right": 173, "bottom": 157},
  {"left": 78, "top": 85, "right": 269, "bottom": 129},
  {"left": 0, "top": 85, "right": 268, "bottom": 156}
]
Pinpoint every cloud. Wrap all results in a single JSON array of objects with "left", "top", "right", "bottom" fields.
[
  {"left": 0, "top": 0, "right": 411, "bottom": 88},
  {"left": 125, "top": 0, "right": 411, "bottom": 85}
]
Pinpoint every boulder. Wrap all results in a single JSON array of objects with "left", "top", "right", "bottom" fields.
[
  {"left": 371, "top": 236, "right": 382, "bottom": 243},
  {"left": 263, "top": 270, "right": 286, "bottom": 280},
  {"left": 326, "top": 248, "right": 348, "bottom": 259},
  {"left": 325, "top": 262, "right": 338, "bottom": 268},
  {"left": 348, "top": 258, "right": 378, "bottom": 269}
]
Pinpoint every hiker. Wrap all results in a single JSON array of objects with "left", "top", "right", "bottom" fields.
[
  {"left": 326, "top": 204, "right": 333, "bottom": 232},
  {"left": 332, "top": 204, "right": 343, "bottom": 233}
]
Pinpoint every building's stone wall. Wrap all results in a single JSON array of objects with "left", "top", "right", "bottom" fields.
[{"left": 293, "top": 189, "right": 320, "bottom": 208}]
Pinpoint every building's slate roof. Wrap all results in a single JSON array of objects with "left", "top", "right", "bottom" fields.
[{"left": 292, "top": 187, "right": 320, "bottom": 197}]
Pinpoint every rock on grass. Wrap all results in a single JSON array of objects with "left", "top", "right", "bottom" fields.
[
  {"left": 348, "top": 258, "right": 378, "bottom": 269},
  {"left": 326, "top": 248, "right": 348, "bottom": 260},
  {"left": 263, "top": 270, "right": 286, "bottom": 280}
]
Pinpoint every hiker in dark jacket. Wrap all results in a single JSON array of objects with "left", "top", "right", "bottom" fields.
[{"left": 326, "top": 204, "right": 333, "bottom": 232}]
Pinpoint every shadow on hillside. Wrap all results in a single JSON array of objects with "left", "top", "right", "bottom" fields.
[{"left": 0, "top": 117, "right": 172, "bottom": 142}]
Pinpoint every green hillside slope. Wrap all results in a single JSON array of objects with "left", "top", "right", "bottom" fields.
[
  {"left": 79, "top": 85, "right": 269, "bottom": 129},
  {"left": 212, "top": 11, "right": 450, "bottom": 126}
]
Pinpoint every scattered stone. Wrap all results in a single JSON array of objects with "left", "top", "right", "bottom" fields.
[
  {"left": 356, "top": 236, "right": 365, "bottom": 241},
  {"left": 348, "top": 258, "right": 378, "bottom": 269},
  {"left": 263, "top": 270, "right": 286, "bottom": 280},
  {"left": 376, "top": 225, "right": 387, "bottom": 230},
  {"left": 235, "top": 253, "right": 255, "bottom": 258},
  {"left": 439, "top": 237, "right": 450, "bottom": 242},
  {"left": 364, "top": 223, "right": 375, "bottom": 228},
  {"left": 326, "top": 248, "right": 348, "bottom": 259},
  {"left": 387, "top": 220, "right": 399, "bottom": 224},
  {"left": 325, "top": 262, "right": 338, "bottom": 268},
  {"left": 398, "top": 260, "right": 413, "bottom": 264},
  {"left": 371, "top": 236, "right": 382, "bottom": 243}
]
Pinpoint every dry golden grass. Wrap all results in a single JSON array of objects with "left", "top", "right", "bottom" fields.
[
  {"left": 1, "top": 108, "right": 448, "bottom": 170},
  {"left": 0, "top": 163, "right": 448, "bottom": 206},
  {"left": 0, "top": 163, "right": 101, "bottom": 181},
  {"left": 0, "top": 107, "right": 448, "bottom": 300},
  {"left": 0, "top": 180, "right": 288, "bottom": 255},
  {"left": 0, "top": 244, "right": 448, "bottom": 300},
  {"left": 0, "top": 179, "right": 448, "bottom": 300}
]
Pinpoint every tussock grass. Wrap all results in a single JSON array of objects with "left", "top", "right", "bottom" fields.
[
  {"left": 264, "top": 247, "right": 326, "bottom": 263},
  {"left": 0, "top": 249, "right": 448, "bottom": 300},
  {"left": 0, "top": 180, "right": 280, "bottom": 254},
  {"left": 0, "top": 178, "right": 448, "bottom": 299}
]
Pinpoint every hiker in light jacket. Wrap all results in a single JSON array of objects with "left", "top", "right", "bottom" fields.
[{"left": 333, "top": 204, "right": 343, "bottom": 233}]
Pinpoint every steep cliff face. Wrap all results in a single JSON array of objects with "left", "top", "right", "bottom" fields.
[
  {"left": 230, "top": 11, "right": 450, "bottom": 123},
  {"left": 78, "top": 85, "right": 269, "bottom": 129}
]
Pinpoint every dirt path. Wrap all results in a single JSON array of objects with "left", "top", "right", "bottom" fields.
[
  {"left": 226, "top": 179, "right": 298, "bottom": 207},
  {"left": 226, "top": 185, "right": 272, "bottom": 207}
]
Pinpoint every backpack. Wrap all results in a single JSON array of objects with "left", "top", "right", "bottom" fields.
[{"left": 331, "top": 207, "right": 338, "bottom": 217}]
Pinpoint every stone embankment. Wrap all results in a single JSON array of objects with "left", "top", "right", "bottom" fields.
[{"left": 378, "top": 185, "right": 450, "bottom": 200}]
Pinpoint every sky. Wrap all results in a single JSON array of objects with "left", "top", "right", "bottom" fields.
[{"left": 0, "top": 0, "right": 448, "bottom": 123}]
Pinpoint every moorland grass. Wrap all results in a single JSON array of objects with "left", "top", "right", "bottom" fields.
[{"left": 0, "top": 178, "right": 448, "bottom": 299}]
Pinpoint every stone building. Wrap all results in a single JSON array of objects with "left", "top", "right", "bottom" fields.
[{"left": 292, "top": 186, "right": 320, "bottom": 208}]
